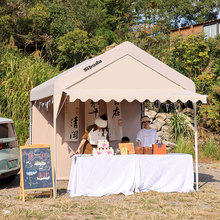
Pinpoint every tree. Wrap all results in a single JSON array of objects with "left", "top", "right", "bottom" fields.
[
  {"left": 57, "top": 28, "right": 105, "bottom": 68},
  {"left": 167, "top": 35, "right": 220, "bottom": 132},
  {"left": 127, "top": 0, "right": 171, "bottom": 60},
  {"left": 162, "top": 0, "right": 220, "bottom": 28},
  {"left": 66, "top": 0, "right": 137, "bottom": 44},
  {"left": 0, "top": 2, "right": 16, "bottom": 43},
  {"left": 168, "top": 34, "right": 210, "bottom": 78}
]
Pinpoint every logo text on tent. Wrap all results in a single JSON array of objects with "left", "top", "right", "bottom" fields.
[{"left": 83, "top": 60, "right": 102, "bottom": 72}]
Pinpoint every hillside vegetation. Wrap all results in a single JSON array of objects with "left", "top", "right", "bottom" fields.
[{"left": 0, "top": 0, "right": 219, "bottom": 149}]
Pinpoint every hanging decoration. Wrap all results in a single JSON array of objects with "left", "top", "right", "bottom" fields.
[
  {"left": 65, "top": 100, "right": 80, "bottom": 142},
  {"left": 151, "top": 101, "right": 192, "bottom": 113},
  {"left": 107, "top": 100, "right": 123, "bottom": 141},
  {"left": 37, "top": 99, "right": 53, "bottom": 111},
  {"left": 152, "top": 101, "right": 180, "bottom": 113},
  {"left": 85, "top": 99, "right": 100, "bottom": 129},
  {"left": 165, "top": 104, "right": 169, "bottom": 112},
  {"left": 158, "top": 100, "right": 161, "bottom": 109},
  {"left": 174, "top": 102, "right": 178, "bottom": 110}
]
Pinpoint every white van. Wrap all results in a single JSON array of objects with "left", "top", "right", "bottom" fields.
[{"left": 0, "top": 117, "right": 20, "bottom": 181}]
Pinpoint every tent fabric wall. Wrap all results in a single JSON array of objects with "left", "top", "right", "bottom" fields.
[{"left": 32, "top": 102, "right": 54, "bottom": 146}]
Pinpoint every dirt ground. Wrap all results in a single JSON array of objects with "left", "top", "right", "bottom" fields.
[{"left": 0, "top": 162, "right": 220, "bottom": 219}]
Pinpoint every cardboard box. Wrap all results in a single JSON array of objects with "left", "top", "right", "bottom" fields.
[
  {"left": 120, "top": 147, "right": 128, "bottom": 155},
  {"left": 143, "top": 147, "right": 152, "bottom": 154},
  {"left": 135, "top": 146, "right": 144, "bottom": 154},
  {"left": 118, "top": 143, "right": 135, "bottom": 154}
]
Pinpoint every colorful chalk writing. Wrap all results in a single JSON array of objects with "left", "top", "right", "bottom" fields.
[{"left": 21, "top": 147, "right": 53, "bottom": 190}]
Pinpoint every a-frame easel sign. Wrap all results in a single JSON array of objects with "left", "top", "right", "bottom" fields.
[{"left": 19, "top": 144, "right": 55, "bottom": 201}]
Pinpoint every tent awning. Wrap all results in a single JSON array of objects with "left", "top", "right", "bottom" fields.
[{"left": 64, "top": 89, "right": 207, "bottom": 103}]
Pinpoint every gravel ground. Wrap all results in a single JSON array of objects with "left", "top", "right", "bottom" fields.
[{"left": 0, "top": 162, "right": 219, "bottom": 200}]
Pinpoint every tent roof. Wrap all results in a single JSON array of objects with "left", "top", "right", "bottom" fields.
[{"left": 30, "top": 41, "right": 207, "bottom": 104}]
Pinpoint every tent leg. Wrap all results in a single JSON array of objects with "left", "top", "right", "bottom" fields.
[
  {"left": 193, "top": 103, "right": 199, "bottom": 191},
  {"left": 53, "top": 101, "right": 57, "bottom": 197},
  {"left": 29, "top": 101, "right": 33, "bottom": 145}
]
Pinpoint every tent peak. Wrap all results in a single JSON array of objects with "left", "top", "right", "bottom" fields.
[{"left": 31, "top": 41, "right": 201, "bottom": 103}]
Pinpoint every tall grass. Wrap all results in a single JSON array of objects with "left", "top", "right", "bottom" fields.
[
  {"left": 171, "top": 133, "right": 220, "bottom": 161},
  {"left": 0, "top": 45, "right": 60, "bottom": 145},
  {"left": 171, "top": 135, "right": 195, "bottom": 157},
  {"left": 203, "top": 138, "right": 220, "bottom": 160}
]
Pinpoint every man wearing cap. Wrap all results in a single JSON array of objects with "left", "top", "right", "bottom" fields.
[
  {"left": 136, "top": 116, "right": 158, "bottom": 147},
  {"left": 74, "top": 115, "right": 108, "bottom": 154}
]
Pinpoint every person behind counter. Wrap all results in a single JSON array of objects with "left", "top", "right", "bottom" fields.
[
  {"left": 136, "top": 116, "right": 158, "bottom": 147},
  {"left": 73, "top": 115, "right": 108, "bottom": 155},
  {"left": 121, "top": 136, "right": 130, "bottom": 143}
]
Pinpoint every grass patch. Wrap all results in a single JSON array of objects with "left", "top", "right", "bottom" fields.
[
  {"left": 1, "top": 187, "right": 220, "bottom": 220},
  {"left": 203, "top": 138, "right": 220, "bottom": 160},
  {"left": 171, "top": 136, "right": 195, "bottom": 156},
  {"left": 0, "top": 161, "right": 219, "bottom": 220}
]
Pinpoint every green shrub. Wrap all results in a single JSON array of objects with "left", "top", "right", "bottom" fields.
[
  {"left": 170, "top": 113, "right": 193, "bottom": 141},
  {"left": 172, "top": 136, "right": 195, "bottom": 157},
  {"left": 203, "top": 138, "right": 220, "bottom": 160}
]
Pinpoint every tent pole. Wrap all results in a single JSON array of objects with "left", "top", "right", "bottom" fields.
[
  {"left": 56, "top": 95, "right": 67, "bottom": 118},
  {"left": 53, "top": 98, "right": 57, "bottom": 196},
  {"left": 29, "top": 101, "right": 33, "bottom": 145},
  {"left": 193, "top": 103, "right": 199, "bottom": 191}
]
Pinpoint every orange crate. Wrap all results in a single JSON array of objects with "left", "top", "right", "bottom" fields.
[
  {"left": 152, "top": 144, "right": 166, "bottom": 155},
  {"left": 135, "top": 146, "right": 144, "bottom": 154},
  {"left": 143, "top": 147, "right": 152, "bottom": 154}
]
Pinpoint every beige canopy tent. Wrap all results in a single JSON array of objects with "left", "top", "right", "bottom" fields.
[{"left": 30, "top": 41, "right": 207, "bottom": 191}]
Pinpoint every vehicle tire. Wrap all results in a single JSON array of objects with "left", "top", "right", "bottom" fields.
[{"left": 2, "top": 174, "right": 17, "bottom": 183}]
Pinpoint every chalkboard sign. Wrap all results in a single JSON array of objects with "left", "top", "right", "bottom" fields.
[{"left": 19, "top": 145, "right": 55, "bottom": 201}]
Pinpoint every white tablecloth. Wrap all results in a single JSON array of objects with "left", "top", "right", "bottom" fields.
[
  {"left": 67, "top": 154, "right": 194, "bottom": 197},
  {"left": 135, "top": 154, "right": 194, "bottom": 193}
]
